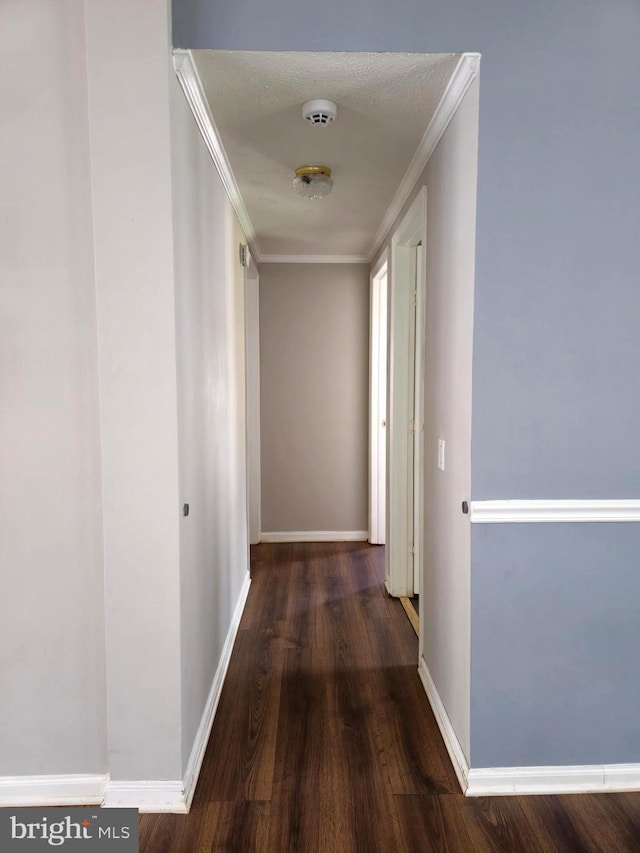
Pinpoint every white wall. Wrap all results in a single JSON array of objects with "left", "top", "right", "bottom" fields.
[
  {"left": 0, "top": 0, "right": 253, "bottom": 805},
  {"left": 0, "top": 0, "right": 107, "bottom": 777},
  {"left": 375, "top": 78, "right": 479, "bottom": 760},
  {"left": 259, "top": 263, "right": 369, "bottom": 535},
  {"left": 421, "top": 78, "right": 478, "bottom": 761},
  {"left": 169, "top": 71, "right": 250, "bottom": 770},
  {"left": 84, "top": 0, "right": 183, "bottom": 781},
  {"left": 245, "top": 261, "right": 261, "bottom": 544}
]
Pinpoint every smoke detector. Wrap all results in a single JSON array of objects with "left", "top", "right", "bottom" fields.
[
  {"left": 293, "top": 165, "right": 333, "bottom": 199},
  {"left": 302, "top": 99, "right": 337, "bottom": 126}
]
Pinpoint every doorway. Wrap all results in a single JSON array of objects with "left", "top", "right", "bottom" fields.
[
  {"left": 245, "top": 254, "right": 261, "bottom": 545},
  {"left": 369, "top": 250, "right": 388, "bottom": 546},
  {"left": 386, "top": 188, "right": 426, "bottom": 611}
]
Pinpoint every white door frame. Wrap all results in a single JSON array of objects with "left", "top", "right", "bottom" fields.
[
  {"left": 386, "top": 187, "right": 427, "bottom": 598},
  {"left": 369, "top": 250, "right": 389, "bottom": 545},
  {"left": 245, "top": 256, "right": 261, "bottom": 544}
]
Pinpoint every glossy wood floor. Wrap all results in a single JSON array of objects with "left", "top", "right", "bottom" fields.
[{"left": 140, "top": 542, "right": 640, "bottom": 852}]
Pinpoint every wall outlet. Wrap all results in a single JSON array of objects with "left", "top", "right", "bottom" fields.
[{"left": 438, "top": 439, "right": 445, "bottom": 471}]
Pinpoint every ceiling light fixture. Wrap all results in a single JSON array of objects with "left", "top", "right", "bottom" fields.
[
  {"left": 302, "top": 99, "right": 337, "bottom": 126},
  {"left": 293, "top": 165, "right": 334, "bottom": 199}
]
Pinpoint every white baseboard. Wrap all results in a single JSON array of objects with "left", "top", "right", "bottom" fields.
[
  {"left": 0, "top": 575, "right": 251, "bottom": 815},
  {"left": 104, "top": 572, "right": 252, "bottom": 814},
  {"left": 259, "top": 254, "right": 369, "bottom": 264},
  {"left": 260, "top": 530, "right": 368, "bottom": 543},
  {"left": 0, "top": 774, "right": 108, "bottom": 807},
  {"left": 182, "top": 571, "right": 251, "bottom": 809},
  {"left": 417, "top": 657, "right": 469, "bottom": 793},
  {"left": 466, "top": 763, "right": 640, "bottom": 796},
  {"left": 602, "top": 763, "right": 640, "bottom": 791},
  {"left": 102, "top": 780, "right": 186, "bottom": 813},
  {"left": 417, "top": 658, "right": 640, "bottom": 796}
]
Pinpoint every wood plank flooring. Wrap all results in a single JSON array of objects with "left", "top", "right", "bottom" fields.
[{"left": 140, "top": 542, "right": 640, "bottom": 852}]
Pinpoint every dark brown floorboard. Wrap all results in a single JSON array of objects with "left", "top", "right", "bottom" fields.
[{"left": 140, "top": 542, "right": 640, "bottom": 852}]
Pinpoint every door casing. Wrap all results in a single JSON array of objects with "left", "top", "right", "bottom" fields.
[
  {"left": 386, "top": 187, "right": 427, "bottom": 600},
  {"left": 369, "top": 250, "right": 389, "bottom": 545}
]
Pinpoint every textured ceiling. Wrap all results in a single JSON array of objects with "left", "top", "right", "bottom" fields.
[{"left": 192, "top": 51, "right": 460, "bottom": 259}]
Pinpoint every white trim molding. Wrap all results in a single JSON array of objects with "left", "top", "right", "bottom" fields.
[
  {"left": 386, "top": 188, "right": 427, "bottom": 597},
  {"left": 260, "top": 530, "right": 368, "bottom": 543},
  {"left": 368, "top": 52, "right": 480, "bottom": 261},
  {"left": 466, "top": 763, "right": 640, "bottom": 797},
  {"left": 418, "top": 657, "right": 470, "bottom": 794},
  {"left": 0, "top": 774, "right": 108, "bottom": 808},
  {"left": 417, "top": 659, "right": 640, "bottom": 797},
  {"left": 470, "top": 499, "right": 640, "bottom": 524},
  {"left": 259, "top": 254, "right": 369, "bottom": 264},
  {"left": 369, "top": 248, "right": 389, "bottom": 546},
  {"left": 102, "top": 780, "right": 186, "bottom": 814},
  {"left": 172, "top": 50, "right": 263, "bottom": 261},
  {"left": 182, "top": 572, "right": 251, "bottom": 809}
]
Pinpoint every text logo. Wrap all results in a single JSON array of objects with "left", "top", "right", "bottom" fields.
[{"left": 1, "top": 808, "right": 138, "bottom": 850}]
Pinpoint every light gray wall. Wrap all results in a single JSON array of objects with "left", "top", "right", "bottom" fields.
[
  {"left": 0, "top": 0, "right": 107, "bottom": 776},
  {"left": 245, "top": 263, "right": 262, "bottom": 544},
  {"left": 259, "top": 264, "right": 369, "bottom": 534},
  {"left": 85, "top": 0, "right": 183, "bottom": 781},
  {"left": 373, "top": 78, "right": 479, "bottom": 760},
  {"left": 173, "top": 1, "right": 640, "bottom": 769},
  {"left": 1, "top": 0, "right": 253, "bottom": 797},
  {"left": 169, "top": 71, "right": 250, "bottom": 771}
]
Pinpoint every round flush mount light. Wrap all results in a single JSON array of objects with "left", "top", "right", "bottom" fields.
[
  {"left": 302, "top": 99, "right": 337, "bottom": 126},
  {"left": 293, "top": 165, "right": 334, "bottom": 199}
]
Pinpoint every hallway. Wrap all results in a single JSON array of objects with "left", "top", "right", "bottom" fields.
[{"left": 139, "top": 543, "right": 640, "bottom": 852}]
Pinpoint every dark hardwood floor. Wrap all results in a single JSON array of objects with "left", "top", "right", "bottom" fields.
[{"left": 140, "top": 542, "right": 640, "bottom": 852}]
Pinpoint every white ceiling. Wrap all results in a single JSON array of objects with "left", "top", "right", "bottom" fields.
[{"left": 191, "top": 50, "right": 461, "bottom": 261}]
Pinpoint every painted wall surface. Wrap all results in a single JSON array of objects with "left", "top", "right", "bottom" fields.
[
  {"left": 373, "top": 79, "right": 479, "bottom": 760},
  {"left": 260, "top": 264, "right": 369, "bottom": 534},
  {"left": 230, "top": 216, "right": 250, "bottom": 572},
  {"left": 418, "top": 79, "right": 477, "bottom": 761},
  {"left": 0, "top": 0, "right": 107, "bottom": 776},
  {"left": 245, "top": 262, "right": 262, "bottom": 544},
  {"left": 85, "top": 0, "right": 183, "bottom": 781},
  {"left": 173, "top": 1, "right": 640, "bottom": 769},
  {"left": 172, "top": 0, "right": 640, "bottom": 501},
  {"left": 472, "top": 522, "right": 640, "bottom": 767},
  {"left": 169, "top": 69, "right": 250, "bottom": 772},
  {"left": 2, "top": 0, "right": 254, "bottom": 797}
]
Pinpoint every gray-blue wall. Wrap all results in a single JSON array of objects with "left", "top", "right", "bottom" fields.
[
  {"left": 172, "top": 0, "right": 640, "bottom": 767},
  {"left": 472, "top": 523, "right": 640, "bottom": 767}
]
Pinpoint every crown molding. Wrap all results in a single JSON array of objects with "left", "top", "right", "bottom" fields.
[
  {"left": 259, "top": 254, "right": 369, "bottom": 265},
  {"left": 174, "top": 49, "right": 480, "bottom": 268},
  {"left": 172, "top": 50, "right": 263, "bottom": 261},
  {"left": 368, "top": 52, "right": 480, "bottom": 261},
  {"left": 469, "top": 499, "right": 640, "bottom": 524}
]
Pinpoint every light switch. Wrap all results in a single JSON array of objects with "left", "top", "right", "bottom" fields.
[{"left": 438, "top": 439, "right": 445, "bottom": 471}]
